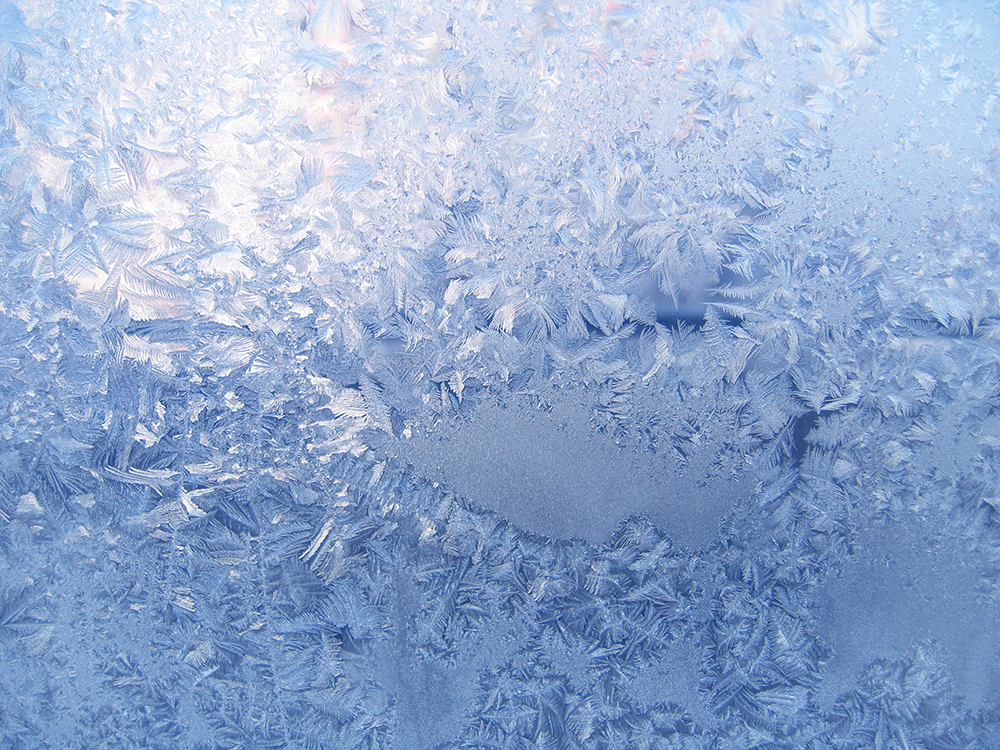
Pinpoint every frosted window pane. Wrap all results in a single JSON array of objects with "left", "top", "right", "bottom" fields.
[{"left": 2, "top": 0, "right": 999, "bottom": 747}]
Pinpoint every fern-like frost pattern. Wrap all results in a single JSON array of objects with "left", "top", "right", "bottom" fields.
[{"left": 2, "top": 0, "right": 1000, "bottom": 747}]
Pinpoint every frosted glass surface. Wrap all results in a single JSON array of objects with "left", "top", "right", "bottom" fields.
[{"left": 2, "top": 0, "right": 1000, "bottom": 747}]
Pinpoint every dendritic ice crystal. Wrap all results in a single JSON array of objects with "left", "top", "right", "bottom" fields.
[{"left": 2, "top": 0, "right": 1000, "bottom": 747}]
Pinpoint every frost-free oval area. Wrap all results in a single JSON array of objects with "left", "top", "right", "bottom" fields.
[{"left": 392, "top": 389, "right": 751, "bottom": 547}]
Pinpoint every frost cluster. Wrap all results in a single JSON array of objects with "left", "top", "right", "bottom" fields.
[{"left": 2, "top": 0, "right": 1000, "bottom": 748}]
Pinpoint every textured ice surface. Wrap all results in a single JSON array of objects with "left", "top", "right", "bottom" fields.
[{"left": 3, "top": 0, "right": 1000, "bottom": 747}]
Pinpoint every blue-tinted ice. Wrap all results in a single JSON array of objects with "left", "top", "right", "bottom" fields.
[{"left": 2, "top": 0, "right": 1000, "bottom": 747}]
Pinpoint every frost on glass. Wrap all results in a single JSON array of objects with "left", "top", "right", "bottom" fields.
[
  {"left": 385, "top": 386, "right": 750, "bottom": 545},
  {"left": 2, "top": 0, "right": 1000, "bottom": 747}
]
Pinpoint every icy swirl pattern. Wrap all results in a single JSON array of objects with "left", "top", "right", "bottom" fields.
[{"left": 2, "top": 0, "right": 1000, "bottom": 747}]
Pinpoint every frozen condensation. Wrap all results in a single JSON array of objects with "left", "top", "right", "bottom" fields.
[{"left": 2, "top": 0, "right": 1000, "bottom": 747}]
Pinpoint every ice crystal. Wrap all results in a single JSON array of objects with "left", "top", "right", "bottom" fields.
[{"left": 2, "top": 0, "right": 1000, "bottom": 747}]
